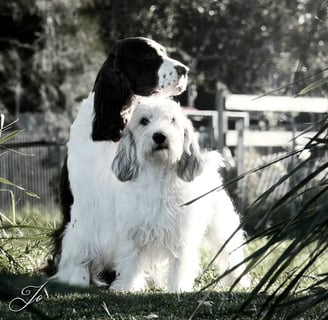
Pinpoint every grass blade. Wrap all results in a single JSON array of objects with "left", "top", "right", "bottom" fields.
[
  {"left": 297, "top": 76, "right": 328, "bottom": 96},
  {"left": 0, "top": 177, "right": 40, "bottom": 199}
]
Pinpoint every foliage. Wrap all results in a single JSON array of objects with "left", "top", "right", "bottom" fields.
[
  {"left": 0, "top": 0, "right": 104, "bottom": 140},
  {"left": 0, "top": 208, "right": 54, "bottom": 274},
  {"left": 86, "top": 0, "right": 328, "bottom": 104},
  {"left": 0, "top": 118, "right": 39, "bottom": 202},
  {"left": 0, "top": 118, "right": 46, "bottom": 274},
  {"left": 298, "top": 75, "right": 328, "bottom": 95},
  {"left": 0, "top": 117, "right": 53, "bottom": 318},
  {"left": 0, "top": 216, "right": 327, "bottom": 319},
  {"left": 234, "top": 115, "right": 328, "bottom": 319},
  {"left": 1, "top": 1, "right": 328, "bottom": 318},
  {"left": 188, "top": 104, "right": 328, "bottom": 318},
  {"left": 1, "top": 0, "right": 328, "bottom": 131}
]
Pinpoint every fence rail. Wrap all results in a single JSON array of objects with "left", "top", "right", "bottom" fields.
[
  {"left": 1, "top": 93, "right": 326, "bottom": 214},
  {"left": 219, "top": 93, "right": 327, "bottom": 213},
  {"left": 225, "top": 94, "right": 328, "bottom": 113}
]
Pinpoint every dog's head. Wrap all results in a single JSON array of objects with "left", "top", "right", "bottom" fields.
[
  {"left": 114, "top": 37, "right": 189, "bottom": 97},
  {"left": 92, "top": 37, "right": 189, "bottom": 142},
  {"left": 112, "top": 99, "right": 203, "bottom": 182}
]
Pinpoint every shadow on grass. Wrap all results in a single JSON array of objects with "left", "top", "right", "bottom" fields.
[
  {"left": 0, "top": 272, "right": 260, "bottom": 320},
  {"left": 2, "top": 273, "right": 325, "bottom": 320}
]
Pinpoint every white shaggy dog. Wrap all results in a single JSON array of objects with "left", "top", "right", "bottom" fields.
[
  {"left": 53, "top": 95, "right": 249, "bottom": 291},
  {"left": 109, "top": 99, "right": 249, "bottom": 291}
]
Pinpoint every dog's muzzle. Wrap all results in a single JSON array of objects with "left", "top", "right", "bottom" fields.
[{"left": 152, "top": 132, "right": 169, "bottom": 151}]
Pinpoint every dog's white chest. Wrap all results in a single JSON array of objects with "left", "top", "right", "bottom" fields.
[{"left": 117, "top": 177, "right": 187, "bottom": 253}]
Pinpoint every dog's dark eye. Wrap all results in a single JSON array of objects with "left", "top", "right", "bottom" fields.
[
  {"left": 140, "top": 117, "right": 150, "bottom": 126},
  {"left": 171, "top": 117, "right": 176, "bottom": 124}
]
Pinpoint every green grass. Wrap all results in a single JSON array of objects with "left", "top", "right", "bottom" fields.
[
  {"left": 0, "top": 208, "right": 58, "bottom": 274},
  {"left": 0, "top": 209, "right": 327, "bottom": 320},
  {"left": 0, "top": 272, "right": 326, "bottom": 320},
  {"left": 0, "top": 273, "right": 327, "bottom": 319},
  {"left": 0, "top": 274, "right": 252, "bottom": 320}
]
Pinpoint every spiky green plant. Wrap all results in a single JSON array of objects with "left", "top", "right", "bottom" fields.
[
  {"left": 234, "top": 116, "right": 328, "bottom": 320},
  {"left": 190, "top": 83, "right": 328, "bottom": 319},
  {"left": 0, "top": 115, "right": 52, "bottom": 319}
]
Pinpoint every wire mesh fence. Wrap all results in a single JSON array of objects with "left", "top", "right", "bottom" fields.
[{"left": 0, "top": 133, "right": 66, "bottom": 214}]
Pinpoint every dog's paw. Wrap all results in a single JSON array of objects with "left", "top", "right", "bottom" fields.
[
  {"left": 92, "top": 277, "right": 109, "bottom": 287},
  {"left": 220, "top": 273, "right": 251, "bottom": 288},
  {"left": 52, "top": 265, "right": 90, "bottom": 287},
  {"left": 110, "top": 277, "right": 146, "bottom": 292},
  {"left": 238, "top": 275, "right": 251, "bottom": 288}
]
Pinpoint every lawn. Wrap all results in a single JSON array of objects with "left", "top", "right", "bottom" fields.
[
  {"left": 1, "top": 272, "right": 326, "bottom": 320},
  {"left": 0, "top": 273, "right": 254, "bottom": 320},
  {"left": 0, "top": 208, "right": 327, "bottom": 320}
]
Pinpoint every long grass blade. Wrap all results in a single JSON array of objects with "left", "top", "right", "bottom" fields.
[
  {"left": 183, "top": 149, "right": 302, "bottom": 206},
  {"left": 297, "top": 76, "right": 328, "bottom": 96},
  {"left": 0, "top": 130, "right": 21, "bottom": 145},
  {"left": 270, "top": 161, "right": 328, "bottom": 212},
  {"left": 252, "top": 67, "right": 328, "bottom": 100},
  {"left": 0, "top": 177, "right": 40, "bottom": 199}
]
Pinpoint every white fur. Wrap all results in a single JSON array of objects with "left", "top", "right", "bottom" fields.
[
  {"left": 157, "top": 57, "right": 188, "bottom": 95},
  {"left": 144, "top": 38, "right": 188, "bottom": 96},
  {"left": 54, "top": 97, "right": 249, "bottom": 291},
  {"left": 54, "top": 93, "right": 118, "bottom": 286},
  {"left": 110, "top": 100, "right": 249, "bottom": 291},
  {"left": 53, "top": 51, "right": 188, "bottom": 287}
]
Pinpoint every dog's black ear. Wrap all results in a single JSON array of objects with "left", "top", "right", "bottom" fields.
[
  {"left": 177, "top": 119, "right": 204, "bottom": 182},
  {"left": 92, "top": 50, "right": 133, "bottom": 142},
  {"left": 112, "top": 128, "right": 139, "bottom": 181}
]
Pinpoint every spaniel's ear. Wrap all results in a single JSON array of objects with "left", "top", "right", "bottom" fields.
[
  {"left": 92, "top": 51, "right": 133, "bottom": 142},
  {"left": 112, "top": 129, "right": 139, "bottom": 181},
  {"left": 177, "top": 119, "right": 204, "bottom": 182}
]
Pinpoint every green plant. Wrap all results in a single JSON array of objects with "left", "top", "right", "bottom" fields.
[{"left": 189, "top": 85, "right": 328, "bottom": 319}]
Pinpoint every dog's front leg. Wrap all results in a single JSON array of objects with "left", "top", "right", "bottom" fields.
[
  {"left": 167, "top": 248, "right": 199, "bottom": 292},
  {"left": 53, "top": 221, "right": 91, "bottom": 287},
  {"left": 110, "top": 242, "right": 146, "bottom": 292}
]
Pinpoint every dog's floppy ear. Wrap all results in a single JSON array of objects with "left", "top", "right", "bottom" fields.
[
  {"left": 112, "top": 129, "right": 139, "bottom": 181},
  {"left": 92, "top": 48, "right": 133, "bottom": 142},
  {"left": 177, "top": 119, "right": 204, "bottom": 182}
]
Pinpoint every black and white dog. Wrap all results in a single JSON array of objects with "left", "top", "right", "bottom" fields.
[{"left": 45, "top": 37, "right": 189, "bottom": 286}]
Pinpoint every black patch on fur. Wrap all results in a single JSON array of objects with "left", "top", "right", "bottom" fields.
[
  {"left": 92, "top": 38, "right": 163, "bottom": 142},
  {"left": 98, "top": 270, "right": 116, "bottom": 286},
  {"left": 42, "top": 156, "right": 72, "bottom": 276}
]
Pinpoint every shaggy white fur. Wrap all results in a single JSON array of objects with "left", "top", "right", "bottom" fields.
[
  {"left": 54, "top": 97, "right": 249, "bottom": 291},
  {"left": 110, "top": 99, "right": 249, "bottom": 291}
]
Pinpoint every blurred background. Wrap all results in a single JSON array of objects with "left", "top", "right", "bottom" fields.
[{"left": 0, "top": 0, "right": 327, "bottom": 231}]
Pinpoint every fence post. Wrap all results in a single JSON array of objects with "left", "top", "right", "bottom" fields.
[
  {"left": 215, "top": 83, "right": 225, "bottom": 153},
  {"left": 236, "top": 119, "right": 246, "bottom": 215}
]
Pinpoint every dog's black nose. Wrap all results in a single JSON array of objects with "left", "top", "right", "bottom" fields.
[
  {"left": 175, "top": 65, "right": 188, "bottom": 76},
  {"left": 153, "top": 132, "right": 166, "bottom": 144}
]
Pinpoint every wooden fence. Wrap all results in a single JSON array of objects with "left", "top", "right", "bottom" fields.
[
  {"left": 186, "top": 93, "right": 327, "bottom": 213},
  {"left": 0, "top": 94, "right": 326, "bottom": 214},
  {"left": 222, "top": 94, "right": 327, "bottom": 212}
]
